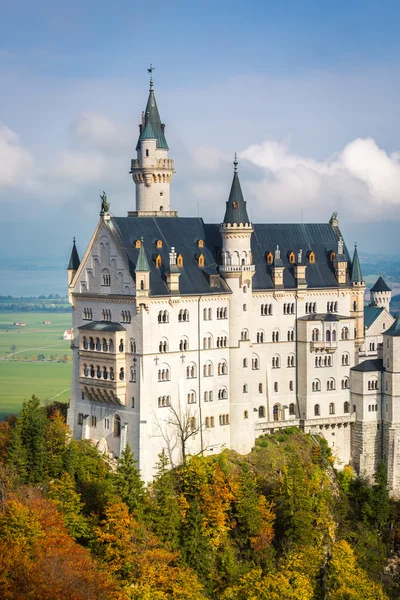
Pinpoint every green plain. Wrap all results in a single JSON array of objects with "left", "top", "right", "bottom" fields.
[{"left": 0, "top": 311, "right": 72, "bottom": 418}]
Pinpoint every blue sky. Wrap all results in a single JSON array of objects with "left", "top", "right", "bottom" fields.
[{"left": 1, "top": 0, "right": 400, "bottom": 276}]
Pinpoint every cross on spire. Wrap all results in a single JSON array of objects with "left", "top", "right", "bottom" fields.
[{"left": 147, "top": 64, "right": 155, "bottom": 89}]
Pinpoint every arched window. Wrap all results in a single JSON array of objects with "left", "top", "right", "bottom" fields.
[
  {"left": 314, "top": 404, "right": 320, "bottom": 416},
  {"left": 197, "top": 254, "right": 205, "bottom": 267},
  {"left": 258, "top": 406, "right": 265, "bottom": 418},
  {"left": 312, "top": 328, "right": 319, "bottom": 342},
  {"left": 243, "top": 384, "right": 248, "bottom": 393},
  {"left": 241, "top": 329, "right": 249, "bottom": 341},
  {"left": 257, "top": 330, "right": 265, "bottom": 343},
  {"left": 155, "top": 254, "right": 162, "bottom": 268},
  {"left": 329, "top": 403, "right": 335, "bottom": 415},
  {"left": 113, "top": 415, "right": 121, "bottom": 438},
  {"left": 119, "top": 339, "right": 124, "bottom": 352},
  {"left": 243, "top": 304, "right": 247, "bottom": 311},
  {"left": 289, "top": 403, "right": 295, "bottom": 416},
  {"left": 289, "top": 252, "right": 295, "bottom": 263},
  {"left": 273, "top": 404, "right": 282, "bottom": 421},
  {"left": 327, "top": 378, "right": 335, "bottom": 391},
  {"left": 119, "top": 367, "right": 125, "bottom": 381},
  {"left": 186, "top": 362, "right": 196, "bottom": 378},
  {"left": 159, "top": 338, "right": 168, "bottom": 353},
  {"left": 308, "top": 251, "right": 315, "bottom": 263},
  {"left": 218, "top": 360, "right": 228, "bottom": 375},
  {"left": 272, "top": 355, "right": 280, "bottom": 369},
  {"left": 179, "top": 337, "right": 189, "bottom": 351},
  {"left": 341, "top": 353, "right": 350, "bottom": 366},
  {"left": 326, "top": 330, "right": 331, "bottom": 342},
  {"left": 341, "top": 327, "right": 349, "bottom": 340},
  {"left": 287, "top": 353, "right": 295, "bottom": 367},
  {"left": 272, "top": 329, "right": 280, "bottom": 342},
  {"left": 274, "top": 382, "right": 278, "bottom": 392},
  {"left": 252, "top": 355, "right": 260, "bottom": 370},
  {"left": 82, "top": 336, "right": 88, "bottom": 350},
  {"left": 287, "top": 328, "right": 295, "bottom": 341},
  {"left": 244, "top": 410, "right": 248, "bottom": 419},
  {"left": 102, "top": 269, "right": 110, "bottom": 286},
  {"left": 130, "top": 338, "right": 136, "bottom": 353},
  {"left": 203, "top": 361, "right": 213, "bottom": 377},
  {"left": 344, "top": 401, "right": 350, "bottom": 413},
  {"left": 312, "top": 379, "right": 321, "bottom": 392},
  {"left": 187, "top": 391, "right": 196, "bottom": 404},
  {"left": 177, "top": 254, "right": 183, "bottom": 267}
]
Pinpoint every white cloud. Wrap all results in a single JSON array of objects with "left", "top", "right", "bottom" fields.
[
  {"left": 69, "top": 112, "right": 131, "bottom": 153},
  {"left": 0, "top": 125, "right": 33, "bottom": 188},
  {"left": 240, "top": 137, "right": 400, "bottom": 221}
]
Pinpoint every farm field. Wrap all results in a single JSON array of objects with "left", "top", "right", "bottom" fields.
[{"left": 0, "top": 312, "right": 72, "bottom": 418}]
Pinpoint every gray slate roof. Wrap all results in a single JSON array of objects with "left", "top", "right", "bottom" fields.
[
  {"left": 109, "top": 217, "right": 351, "bottom": 296},
  {"left": 364, "top": 305, "right": 383, "bottom": 329},
  {"left": 67, "top": 239, "right": 80, "bottom": 271},
  {"left": 78, "top": 321, "right": 126, "bottom": 332},
  {"left": 298, "top": 313, "right": 351, "bottom": 322},
  {"left": 370, "top": 276, "right": 391, "bottom": 293},
  {"left": 223, "top": 169, "right": 250, "bottom": 225},
  {"left": 351, "top": 244, "right": 363, "bottom": 284},
  {"left": 351, "top": 359, "right": 383, "bottom": 373},
  {"left": 136, "top": 83, "right": 168, "bottom": 151}
]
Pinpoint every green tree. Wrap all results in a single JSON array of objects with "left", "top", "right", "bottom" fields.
[
  {"left": 8, "top": 396, "right": 47, "bottom": 484},
  {"left": 113, "top": 444, "right": 145, "bottom": 515},
  {"left": 10, "top": 344, "right": 17, "bottom": 353},
  {"left": 47, "top": 472, "right": 89, "bottom": 540}
]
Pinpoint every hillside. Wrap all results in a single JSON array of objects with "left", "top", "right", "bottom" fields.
[{"left": 0, "top": 399, "right": 399, "bottom": 599}]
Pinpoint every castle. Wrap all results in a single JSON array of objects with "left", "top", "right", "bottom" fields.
[{"left": 66, "top": 75, "right": 400, "bottom": 493}]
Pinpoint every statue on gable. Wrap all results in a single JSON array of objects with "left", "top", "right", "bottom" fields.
[
  {"left": 100, "top": 191, "right": 110, "bottom": 215},
  {"left": 329, "top": 211, "right": 338, "bottom": 226}
]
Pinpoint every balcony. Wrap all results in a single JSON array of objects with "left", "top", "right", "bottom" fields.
[
  {"left": 310, "top": 340, "right": 338, "bottom": 353},
  {"left": 79, "top": 374, "right": 126, "bottom": 405}
]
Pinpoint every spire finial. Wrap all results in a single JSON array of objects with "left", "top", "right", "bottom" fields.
[
  {"left": 147, "top": 64, "right": 155, "bottom": 89},
  {"left": 355, "top": 242, "right": 357, "bottom": 248},
  {"left": 233, "top": 153, "right": 238, "bottom": 173},
  {"left": 73, "top": 236, "right": 76, "bottom": 244}
]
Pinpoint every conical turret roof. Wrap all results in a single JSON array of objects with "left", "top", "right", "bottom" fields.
[
  {"left": 67, "top": 238, "right": 80, "bottom": 271},
  {"left": 135, "top": 239, "right": 150, "bottom": 272},
  {"left": 223, "top": 155, "right": 250, "bottom": 226},
  {"left": 136, "top": 78, "right": 168, "bottom": 151},
  {"left": 370, "top": 275, "right": 391, "bottom": 293},
  {"left": 351, "top": 244, "right": 363, "bottom": 284}
]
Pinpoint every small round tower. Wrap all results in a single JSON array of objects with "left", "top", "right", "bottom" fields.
[{"left": 370, "top": 275, "right": 391, "bottom": 310}]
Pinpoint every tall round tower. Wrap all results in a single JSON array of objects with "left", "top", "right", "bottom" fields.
[
  {"left": 370, "top": 275, "right": 392, "bottom": 310},
  {"left": 130, "top": 76, "right": 175, "bottom": 215},
  {"left": 219, "top": 155, "right": 255, "bottom": 455}
]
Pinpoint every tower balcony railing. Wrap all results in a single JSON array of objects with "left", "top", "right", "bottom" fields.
[
  {"left": 80, "top": 376, "right": 127, "bottom": 405},
  {"left": 219, "top": 264, "right": 255, "bottom": 273},
  {"left": 130, "top": 158, "right": 174, "bottom": 170}
]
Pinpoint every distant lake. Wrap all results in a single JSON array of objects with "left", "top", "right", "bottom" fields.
[{"left": 0, "top": 268, "right": 66, "bottom": 297}]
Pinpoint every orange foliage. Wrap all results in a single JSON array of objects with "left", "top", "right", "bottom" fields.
[
  {"left": 96, "top": 501, "right": 205, "bottom": 599},
  {"left": 0, "top": 490, "right": 121, "bottom": 600}
]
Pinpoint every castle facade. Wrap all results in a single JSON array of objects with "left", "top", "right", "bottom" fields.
[{"left": 66, "top": 76, "right": 400, "bottom": 493}]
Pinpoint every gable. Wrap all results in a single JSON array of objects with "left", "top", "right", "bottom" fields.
[
  {"left": 71, "top": 223, "right": 135, "bottom": 296},
  {"left": 365, "top": 307, "right": 394, "bottom": 336}
]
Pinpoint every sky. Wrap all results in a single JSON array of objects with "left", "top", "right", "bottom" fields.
[{"left": 1, "top": 0, "right": 400, "bottom": 276}]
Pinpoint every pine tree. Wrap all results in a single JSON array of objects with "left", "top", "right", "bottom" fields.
[
  {"left": 113, "top": 444, "right": 145, "bottom": 514},
  {"left": 8, "top": 396, "right": 47, "bottom": 484}
]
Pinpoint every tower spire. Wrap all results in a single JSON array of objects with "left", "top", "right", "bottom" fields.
[
  {"left": 223, "top": 153, "right": 250, "bottom": 225},
  {"left": 351, "top": 242, "right": 364, "bottom": 284}
]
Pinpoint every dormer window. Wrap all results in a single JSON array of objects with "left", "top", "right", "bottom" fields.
[
  {"left": 197, "top": 239, "right": 204, "bottom": 248},
  {"left": 232, "top": 201, "right": 239, "bottom": 209},
  {"left": 177, "top": 254, "right": 183, "bottom": 267},
  {"left": 289, "top": 252, "right": 295, "bottom": 264},
  {"left": 308, "top": 251, "right": 315, "bottom": 263},
  {"left": 330, "top": 251, "right": 336, "bottom": 262},
  {"left": 156, "top": 240, "right": 163, "bottom": 249},
  {"left": 266, "top": 252, "right": 273, "bottom": 264},
  {"left": 135, "top": 240, "right": 141, "bottom": 249},
  {"left": 155, "top": 254, "right": 162, "bottom": 268},
  {"left": 197, "top": 254, "right": 205, "bottom": 267}
]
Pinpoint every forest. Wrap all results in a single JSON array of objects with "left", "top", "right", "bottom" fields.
[{"left": 1, "top": 397, "right": 400, "bottom": 599}]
